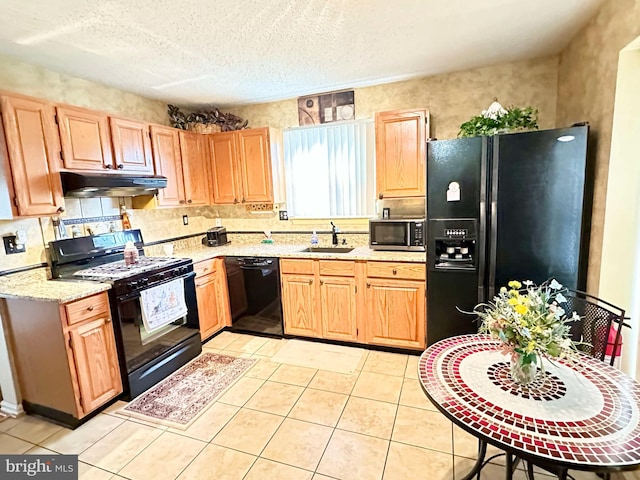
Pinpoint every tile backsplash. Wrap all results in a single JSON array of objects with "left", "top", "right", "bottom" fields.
[{"left": 0, "top": 197, "right": 424, "bottom": 273}]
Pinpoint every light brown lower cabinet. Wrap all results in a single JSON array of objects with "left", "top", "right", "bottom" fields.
[
  {"left": 194, "top": 258, "right": 231, "bottom": 340},
  {"left": 3, "top": 292, "right": 122, "bottom": 425},
  {"left": 280, "top": 259, "right": 425, "bottom": 349}
]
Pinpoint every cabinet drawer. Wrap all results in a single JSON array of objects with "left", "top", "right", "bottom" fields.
[
  {"left": 194, "top": 258, "right": 217, "bottom": 278},
  {"left": 280, "top": 258, "right": 315, "bottom": 275},
  {"left": 366, "top": 262, "right": 425, "bottom": 280},
  {"left": 64, "top": 293, "right": 110, "bottom": 326},
  {"left": 318, "top": 260, "right": 355, "bottom": 277}
]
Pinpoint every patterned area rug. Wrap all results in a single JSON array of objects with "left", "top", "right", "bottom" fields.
[{"left": 120, "top": 353, "right": 255, "bottom": 429}]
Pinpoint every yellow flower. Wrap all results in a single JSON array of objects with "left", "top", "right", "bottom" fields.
[
  {"left": 508, "top": 280, "right": 522, "bottom": 289},
  {"left": 515, "top": 304, "right": 527, "bottom": 315},
  {"left": 508, "top": 298, "right": 519, "bottom": 306},
  {"left": 526, "top": 341, "right": 536, "bottom": 353}
]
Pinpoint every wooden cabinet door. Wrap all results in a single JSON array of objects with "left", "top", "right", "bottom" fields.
[
  {"left": 110, "top": 117, "right": 153, "bottom": 173},
  {"left": 68, "top": 317, "right": 122, "bottom": 415},
  {"left": 57, "top": 106, "right": 113, "bottom": 171},
  {"left": 213, "top": 258, "right": 231, "bottom": 328},
  {"left": 150, "top": 126, "right": 185, "bottom": 206},
  {"left": 195, "top": 272, "right": 220, "bottom": 340},
  {"left": 375, "top": 109, "right": 427, "bottom": 199},
  {"left": 320, "top": 276, "right": 358, "bottom": 341},
  {"left": 0, "top": 95, "right": 64, "bottom": 216},
  {"left": 237, "top": 128, "right": 273, "bottom": 203},
  {"left": 180, "top": 131, "right": 211, "bottom": 205},
  {"left": 281, "top": 274, "right": 318, "bottom": 337},
  {"left": 365, "top": 278, "right": 426, "bottom": 349},
  {"left": 209, "top": 132, "right": 241, "bottom": 204}
]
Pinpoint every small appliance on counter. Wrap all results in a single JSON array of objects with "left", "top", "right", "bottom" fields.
[
  {"left": 202, "top": 226, "right": 230, "bottom": 247},
  {"left": 369, "top": 218, "right": 425, "bottom": 251}
]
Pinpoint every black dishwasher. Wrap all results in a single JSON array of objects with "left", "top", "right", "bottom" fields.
[{"left": 224, "top": 257, "right": 284, "bottom": 337}]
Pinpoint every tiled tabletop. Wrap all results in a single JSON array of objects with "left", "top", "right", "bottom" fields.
[{"left": 418, "top": 334, "right": 640, "bottom": 469}]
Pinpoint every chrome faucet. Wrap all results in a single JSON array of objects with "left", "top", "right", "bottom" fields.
[{"left": 331, "top": 222, "right": 339, "bottom": 246}]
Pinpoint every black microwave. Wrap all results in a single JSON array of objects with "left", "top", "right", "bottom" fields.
[{"left": 369, "top": 219, "right": 425, "bottom": 251}]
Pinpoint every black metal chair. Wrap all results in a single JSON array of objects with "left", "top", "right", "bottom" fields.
[{"left": 524, "top": 289, "right": 628, "bottom": 480}]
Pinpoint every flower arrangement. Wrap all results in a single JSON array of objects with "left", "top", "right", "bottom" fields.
[
  {"left": 458, "top": 99, "right": 539, "bottom": 138},
  {"left": 475, "top": 279, "right": 580, "bottom": 384}
]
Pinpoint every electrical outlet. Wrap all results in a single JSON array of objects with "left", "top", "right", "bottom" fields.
[
  {"left": 182, "top": 215, "right": 189, "bottom": 225},
  {"left": 3, "top": 235, "right": 25, "bottom": 255},
  {"left": 279, "top": 210, "right": 289, "bottom": 221}
]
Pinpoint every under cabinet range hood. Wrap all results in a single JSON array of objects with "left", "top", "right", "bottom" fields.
[{"left": 60, "top": 172, "right": 168, "bottom": 198}]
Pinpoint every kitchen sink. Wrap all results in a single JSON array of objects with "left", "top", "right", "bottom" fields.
[{"left": 301, "top": 247, "right": 355, "bottom": 254}]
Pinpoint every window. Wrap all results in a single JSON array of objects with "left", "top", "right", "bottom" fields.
[{"left": 283, "top": 120, "right": 375, "bottom": 218}]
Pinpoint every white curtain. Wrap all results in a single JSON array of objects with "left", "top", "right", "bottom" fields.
[{"left": 284, "top": 120, "right": 375, "bottom": 218}]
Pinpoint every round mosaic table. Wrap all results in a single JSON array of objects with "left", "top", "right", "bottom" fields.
[{"left": 418, "top": 334, "right": 640, "bottom": 479}]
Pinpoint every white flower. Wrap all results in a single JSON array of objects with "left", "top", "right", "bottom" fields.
[
  {"left": 549, "top": 279, "right": 563, "bottom": 290},
  {"left": 555, "top": 293, "right": 567, "bottom": 303},
  {"left": 523, "top": 280, "right": 534, "bottom": 286}
]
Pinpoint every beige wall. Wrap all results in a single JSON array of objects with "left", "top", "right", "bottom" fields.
[
  {"left": 556, "top": 0, "right": 640, "bottom": 293},
  {"left": 0, "top": 53, "right": 168, "bottom": 124},
  {"left": 231, "top": 56, "right": 560, "bottom": 140}
]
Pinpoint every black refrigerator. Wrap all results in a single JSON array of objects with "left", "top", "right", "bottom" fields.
[{"left": 426, "top": 126, "right": 592, "bottom": 345}]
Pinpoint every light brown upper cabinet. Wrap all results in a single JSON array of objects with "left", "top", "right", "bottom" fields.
[
  {"left": 209, "top": 127, "right": 282, "bottom": 204},
  {"left": 109, "top": 117, "right": 153, "bottom": 173},
  {"left": 0, "top": 94, "right": 65, "bottom": 217},
  {"left": 57, "top": 105, "right": 113, "bottom": 171},
  {"left": 150, "top": 125, "right": 185, "bottom": 207},
  {"left": 179, "top": 130, "right": 211, "bottom": 206},
  {"left": 375, "top": 108, "right": 429, "bottom": 199}
]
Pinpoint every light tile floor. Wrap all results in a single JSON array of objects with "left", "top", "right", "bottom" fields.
[{"left": 0, "top": 331, "right": 639, "bottom": 480}]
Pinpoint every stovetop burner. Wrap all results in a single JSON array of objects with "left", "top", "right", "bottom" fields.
[{"left": 72, "top": 256, "right": 184, "bottom": 281}]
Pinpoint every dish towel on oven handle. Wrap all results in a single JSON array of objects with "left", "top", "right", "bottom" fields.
[{"left": 139, "top": 278, "right": 188, "bottom": 332}]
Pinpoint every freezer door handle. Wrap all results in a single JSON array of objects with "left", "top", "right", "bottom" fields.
[{"left": 487, "top": 137, "right": 500, "bottom": 300}]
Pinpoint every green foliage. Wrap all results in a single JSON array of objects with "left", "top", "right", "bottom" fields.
[{"left": 458, "top": 106, "right": 539, "bottom": 138}]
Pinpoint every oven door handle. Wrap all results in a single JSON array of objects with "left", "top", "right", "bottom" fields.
[{"left": 116, "top": 271, "right": 196, "bottom": 302}]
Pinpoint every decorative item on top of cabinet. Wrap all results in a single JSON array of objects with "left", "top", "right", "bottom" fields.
[
  {"left": 365, "top": 261, "right": 426, "bottom": 349},
  {"left": 375, "top": 108, "right": 429, "bottom": 199},
  {"left": 3, "top": 292, "right": 122, "bottom": 426},
  {"left": 208, "top": 127, "right": 284, "bottom": 205},
  {"left": 194, "top": 258, "right": 231, "bottom": 340},
  {"left": 0, "top": 93, "right": 65, "bottom": 217},
  {"left": 109, "top": 117, "right": 154, "bottom": 174},
  {"left": 56, "top": 105, "right": 114, "bottom": 171}
]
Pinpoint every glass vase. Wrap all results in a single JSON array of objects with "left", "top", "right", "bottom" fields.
[{"left": 510, "top": 355, "right": 538, "bottom": 385}]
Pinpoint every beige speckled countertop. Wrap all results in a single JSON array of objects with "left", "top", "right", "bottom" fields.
[
  {"left": 0, "top": 269, "right": 111, "bottom": 304},
  {"left": 165, "top": 243, "right": 426, "bottom": 264},
  {"left": 0, "top": 243, "right": 424, "bottom": 304}
]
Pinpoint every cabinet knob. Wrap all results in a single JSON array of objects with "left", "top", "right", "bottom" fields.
[
  {"left": 117, "top": 164, "right": 124, "bottom": 170},
  {"left": 187, "top": 199, "right": 193, "bottom": 204},
  {"left": 56, "top": 206, "right": 65, "bottom": 213},
  {"left": 104, "top": 164, "right": 113, "bottom": 169},
  {"left": 106, "top": 317, "right": 112, "bottom": 322},
  {"left": 367, "top": 282, "right": 371, "bottom": 288},
  {"left": 179, "top": 200, "right": 185, "bottom": 204},
  {"left": 308, "top": 279, "right": 313, "bottom": 285},
  {"left": 320, "top": 280, "right": 324, "bottom": 285},
  {"left": 87, "top": 305, "right": 94, "bottom": 311},
  {"left": 242, "top": 197, "right": 245, "bottom": 203},
  {"left": 392, "top": 268, "right": 397, "bottom": 275},
  {"left": 378, "top": 193, "right": 383, "bottom": 199},
  {"left": 234, "top": 198, "right": 238, "bottom": 204}
]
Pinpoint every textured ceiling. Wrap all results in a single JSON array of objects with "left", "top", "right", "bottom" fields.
[{"left": 0, "top": 0, "right": 604, "bottom": 107}]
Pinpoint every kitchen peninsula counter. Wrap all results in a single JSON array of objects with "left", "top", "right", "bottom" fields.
[
  {"left": 167, "top": 243, "right": 426, "bottom": 264},
  {"left": 0, "top": 268, "right": 111, "bottom": 303}
]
